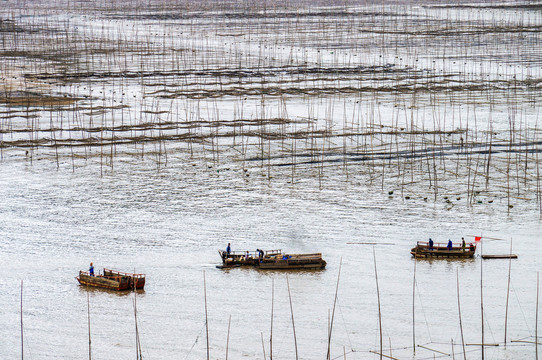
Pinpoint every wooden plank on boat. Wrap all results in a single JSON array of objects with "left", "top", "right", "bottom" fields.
[{"left": 482, "top": 254, "right": 518, "bottom": 259}]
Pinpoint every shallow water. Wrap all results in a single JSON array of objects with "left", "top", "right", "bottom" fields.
[
  {"left": 0, "top": 158, "right": 541, "bottom": 359},
  {"left": 1, "top": 1, "right": 542, "bottom": 359}
]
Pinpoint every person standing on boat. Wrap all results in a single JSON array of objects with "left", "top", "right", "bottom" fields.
[
  {"left": 428, "top": 238, "right": 434, "bottom": 250},
  {"left": 89, "top": 262, "right": 95, "bottom": 276},
  {"left": 461, "top": 237, "right": 466, "bottom": 251},
  {"left": 447, "top": 240, "right": 453, "bottom": 251},
  {"left": 226, "top": 243, "right": 231, "bottom": 257}
]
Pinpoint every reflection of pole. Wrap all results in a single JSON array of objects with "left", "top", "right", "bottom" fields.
[
  {"left": 373, "top": 247, "right": 382, "bottom": 360},
  {"left": 204, "top": 271, "right": 210, "bottom": 360},
  {"left": 286, "top": 275, "right": 298, "bottom": 360},
  {"left": 504, "top": 238, "right": 513, "bottom": 345},
  {"left": 457, "top": 270, "right": 466, "bottom": 360}
]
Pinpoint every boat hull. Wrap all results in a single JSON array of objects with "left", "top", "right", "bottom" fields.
[
  {"left": 76, "top": 272, "right": 131, "bottom": 291},
  {"left": 258, "top": 259, "right": 327, "bottom": 270},
  {"left": 76, "top": 269, "right": 146, "bottom": 291},
  {"left": 411, "top": 243, "right": 476, "bottom": 259},
  {"left": 104, "top": 269, "right": 145, "bottom": 289},
  {"left": 219, "top": 250, "right": 326, "bottom": 270}
]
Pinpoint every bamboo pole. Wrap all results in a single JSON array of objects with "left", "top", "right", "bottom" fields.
[
  {"left": 369, "top": 350, "right": 400, "bottom": 360},
  {"left": 373, "top": 247, "right": 383, "bottom": 360},
  {"left": 261, "top": 332, "right": 266, "bottom": 360},
  {"left": 286, "top": 275, "right": 298, "bottom": 360},
  {"left": 226, "top": 314, "right": 231, "bottom": 360},
  {"left": 504, "top": 238, "right": 513, "bottom": 345},
  {"left": 204, "top": 271, "right": 210, "bottom": 360},
  {"left": 537, "top": 271, "right": 539, "bottom": 360},
  {"left": 133, "top": 297, "right": 142, "bottom": 360},
  {"left": 87, "top": 291, "right": 91, "bottom": 360},
  {"left": 412, "top": 256, "right": 416, "bottom": 354},
  {"left": 21, "top": 280, "right": 24, "bottom": 360},
  {"left": 418, "top": 344, "right": 450, "bottom": 355},
  {"left": 481, "top": 239, "right": 485, "bottom": 360},
  {"left": 270, "top": 278, "right": 274, "bottom": 360},
  {"left": 327, "top": 258, "right": 342, "bottom": 360},
  {"left": 457, "top": 269, "right": 466, "bottom": 360}
]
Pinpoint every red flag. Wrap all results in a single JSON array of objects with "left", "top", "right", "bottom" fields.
[{"left": 475, "top": 236, "right": 482, "bottom": 241}]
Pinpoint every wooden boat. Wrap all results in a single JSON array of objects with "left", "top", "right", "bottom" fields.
[
  {"left": 218, "top": 249, "right": 326, "bottom": 269},
  {"left": 104, "top": 268, "right": 146, "bottom": 289},
  {"left": 76, "top": 268, "right": 146, "bottom": 291},
  {"left": 411, "top": 241, "right": 476, "bottom": 258},
  {"left": 218, "top": 249, "right": 280, "bottom": 267},
  {"left": 258, "top": 253, "right": 327, "bottom": 269}
]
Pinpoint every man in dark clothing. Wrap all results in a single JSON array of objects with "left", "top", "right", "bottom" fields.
[
  {"left": 226, "top": 243, "right": 231, "bottom": 256},
  {"left": 428, "top": 238, "right": 434, "bottom": 250}
]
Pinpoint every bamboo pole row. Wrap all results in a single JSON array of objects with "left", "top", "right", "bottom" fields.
[{"left": 0, "top": 1, "right": 539, "bottom": 214}]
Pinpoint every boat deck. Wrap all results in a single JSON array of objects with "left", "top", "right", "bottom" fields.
[
  {"left": 76, "top": 268, "right": 146, "bottom": 291},
  {"left": 411, "top": 241, "right": 476, "bottom": 259},
  {"left": 218, "top": 249, "right": 326, "bottom": 269}
]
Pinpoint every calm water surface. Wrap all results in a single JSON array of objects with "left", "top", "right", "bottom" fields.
[
  {"left": 0, "top": 2, "right": 541, "bottom": 358},
  {"left": 0, "top": 159, "right": 541, "bottom": 360}
]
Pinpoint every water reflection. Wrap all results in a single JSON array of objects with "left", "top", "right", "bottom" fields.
[{"left": 77, "top": 285, "right": 145, "bottom": 297}]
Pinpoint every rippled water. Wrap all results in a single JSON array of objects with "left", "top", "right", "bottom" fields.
[
  {"left": 0, "top": 157, "right": 541, "bottom": 360},
  {"left": 1, "top": 0, "right": 542, "bottom": 359}
]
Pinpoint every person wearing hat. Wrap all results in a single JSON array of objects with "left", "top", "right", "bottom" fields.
[{"left": 89, "top": 262, "right": 94, "bottom": 276}]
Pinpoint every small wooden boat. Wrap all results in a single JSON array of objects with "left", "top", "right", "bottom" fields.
[
  {"left": 218, "top": 249, "right": 279, "bottom": 267},
  {"left": 258, "top": 253, "right": 327, "bottom": 270},
  {"left": 218, "top": 249, "right": 326, "bottom": 270},
  {"left": 76, "top": 268, "right": 146, "bottom": 291},
  {"left": 411, "top": 241, "right": 476, "bottom": 258}
]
